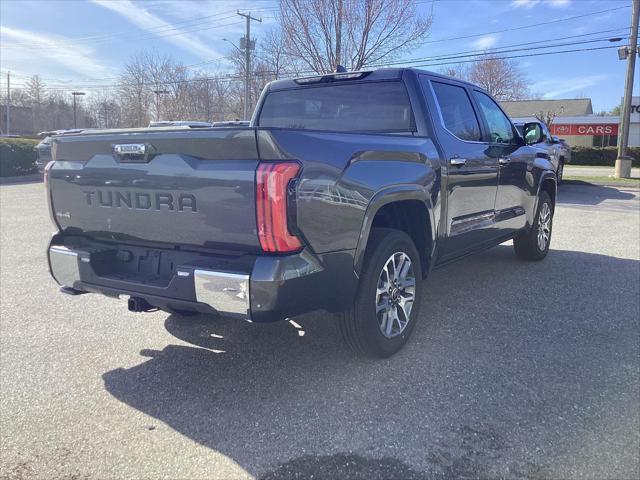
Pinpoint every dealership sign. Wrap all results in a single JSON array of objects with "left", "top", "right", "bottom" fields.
[{"left": 550, "top": 123, "right": 618, "bottom": 136}]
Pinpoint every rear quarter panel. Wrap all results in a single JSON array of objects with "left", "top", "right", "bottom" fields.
[{"left": 257, "top": 129, "right": 441, "bottom": 255}]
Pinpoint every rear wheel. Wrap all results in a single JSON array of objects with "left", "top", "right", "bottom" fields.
[
  {"left": 339, "top": 228, "right": 422, "bottom": 358},
  {"left": 514, "top": 191, "right": 553, "bottom": 261}
]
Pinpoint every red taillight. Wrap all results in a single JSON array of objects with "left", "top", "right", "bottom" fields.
[{"left": 256, "top": 162, "right": 302, "bottom": 253}]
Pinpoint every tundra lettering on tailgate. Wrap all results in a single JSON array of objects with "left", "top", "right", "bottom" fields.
[{"left": 82, "top": 190, "right": 197, "bottom": 212}]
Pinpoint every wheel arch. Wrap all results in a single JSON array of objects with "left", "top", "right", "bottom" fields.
[
  {"left": 530, "top": 171, "right": 557, "bottom": 226},
  {"left": 354, "top": 186, "right": 436, "bottom": 278}
]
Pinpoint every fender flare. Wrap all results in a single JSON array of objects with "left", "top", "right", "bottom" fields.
[
  {"left": 353, "top": 185, "right": 436, "bottom": 276},
  {"left": 531, "top": 170, "right": 557, "bottom": 224}
]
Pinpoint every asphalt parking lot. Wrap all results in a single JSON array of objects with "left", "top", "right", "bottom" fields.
[{"left": 1, "top": 181, "right": 639, "bottom": 480}]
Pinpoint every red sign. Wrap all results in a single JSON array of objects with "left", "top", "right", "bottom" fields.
[{"left": 550, "top": 123, "right": 618, "bottom": 136}]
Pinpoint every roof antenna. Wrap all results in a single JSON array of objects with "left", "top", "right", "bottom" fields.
[{"left": 335, "top": 64, "right": 347, "bottom": 73}]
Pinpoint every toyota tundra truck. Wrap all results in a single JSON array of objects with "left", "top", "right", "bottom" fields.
[{"left": 45, "top": 68, "right": 557, "bottom": 358}]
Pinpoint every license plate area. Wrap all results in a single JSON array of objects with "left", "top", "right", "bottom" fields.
[{"left": 92, "top": 247, "right": 182, "bottom": 287}]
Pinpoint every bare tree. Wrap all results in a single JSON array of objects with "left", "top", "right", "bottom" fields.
[
  {"left": 534, "top": 110, "right": 560, "bottom": 128},
  {"left": 119, "top": 53, "right": 153, "bottom": 127},
  {"left": 24, "top": 75, "right": 47, "bottom": 131},
  {"left": 467, "top": 55, "right": 529, "bottom": 101},
  {"left": 440, "top": 64, "right": 469, "bottom": 80},
  {"left": 42, "top": 91, "right": 74, "bottom": 130},
  {"left": 88, "top": 90, "right": 122, "bottom": 129},
  {"left": 259, "top": 27, "right": 299, "bottom": 79},
  {"left": 279, "top": 0, "right": 432, "bottom": 73}
]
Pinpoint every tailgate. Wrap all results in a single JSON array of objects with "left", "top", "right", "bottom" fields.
[{"left": 48, "top": 128, "right": 260, "bottom": 251}]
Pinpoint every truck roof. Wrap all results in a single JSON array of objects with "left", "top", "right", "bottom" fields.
[{"left": 267, "top": 67, "right": 478, "bottom": 91}]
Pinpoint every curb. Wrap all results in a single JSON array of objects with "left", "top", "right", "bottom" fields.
[{"left": 0, "top": 173, "right": 43, "bottom": 185}]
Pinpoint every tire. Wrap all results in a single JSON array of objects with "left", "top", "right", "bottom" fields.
[
  {"left": 557, "top": 160, "right": 564, "bottom": 185},
  {"left": 514, "top": 191, "right": 553, "bottom": 261},
  {"left": 339, "top": 228, "right": 422, "bottom": 358}
]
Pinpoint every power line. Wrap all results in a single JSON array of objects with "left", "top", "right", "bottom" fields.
[
  {"left": 4, "top": 42, "right": 623, "bottom": 93},
  {"left": 1, "top": 17, "right": 244, "bottom": 50},
  {"left": 420, "top": 4, "right": 630, "bottom": 44},
  {"left": 4, "top": 22, "right": 628, "bottom": 88},
  {"left": 379, "top": 35, "right": 628, "bottom": 66},
  {"left": 410, "top": 45, "right": 621, "bottom": 69},
  {"left": 2, "top": 9, "right": 240, "bottom": 48},
  {"left": 1, "top": 4, "right": 278, "bottom": 51}
]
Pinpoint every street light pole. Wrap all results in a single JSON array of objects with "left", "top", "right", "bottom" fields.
[
  {"left": 71, "top": 91, "right": 85, "bottom": 129},
  {"left": 615, "top": 0, "right": 639, "bottom": 179}
]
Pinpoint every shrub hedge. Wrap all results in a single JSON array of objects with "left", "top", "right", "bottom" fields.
[
  {"left": 0, "top": 137, "right": 39, "bottom": 177},
  {"left": 570, "top": 146, "right": 640, "bottom": 167}
]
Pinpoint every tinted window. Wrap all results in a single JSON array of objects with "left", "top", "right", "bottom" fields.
[
  {"left": 430, "top": 81, "right": 481, "bottom": 141},
  {"left": 258, "top": 82, "right": 413, "bottom": 132},
  {"left": 473, "top": 91, "right": 516, "bottom": 144}
]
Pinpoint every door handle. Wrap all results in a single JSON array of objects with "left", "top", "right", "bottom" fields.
[
  {"left": 450, "top": 157, "right": 467, "bottom": 167},
  {"left": 499, "top": 157, "right": 511, "bottom": 165}
]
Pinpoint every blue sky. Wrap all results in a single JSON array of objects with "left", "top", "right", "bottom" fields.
[{"left": 0, "top": 0, "right": 636, "bottom": 111}]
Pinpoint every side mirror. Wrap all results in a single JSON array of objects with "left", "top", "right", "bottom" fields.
[{"left": 523, "top": 122, "right": 543, "bottom": 145}]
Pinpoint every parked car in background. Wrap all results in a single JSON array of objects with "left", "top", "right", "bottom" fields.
[
  {"left": 35, "top": 130, "right": 86, "bottom": 172},
  {"left": 553, "top": 136, "right": 572, "bottom": 168},
  {"left": 514, "top": 120, "right": 570, "bottom": 183},
  {"left": 34, "top": 136, "right": 52, "bottom": 172}
]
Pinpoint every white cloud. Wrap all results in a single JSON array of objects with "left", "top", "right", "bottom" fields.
[
  {"left": 511, "top": 0, "right": 570, "bottom": 8},
  {"left": 547, "top": 0, "right": 571, "bottom": 8},
  {"left": 0, "top": 26, "right": 114, "bottom": 79},
  {"left": 90, "top": 0, "right": 223, "bottom": 59},
  {"left": 511, "top": 0, "right": 540, "bottom": 8},
  {"left": 531, "top": 75, "right": 608, "bottom": 98},
  {"left": 472, "top": 34, "right": 499, "bottom": 50}
]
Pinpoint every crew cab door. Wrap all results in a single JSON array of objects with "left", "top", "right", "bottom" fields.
[
  {"left": 472, "top": 90, "right": 530, "bottom": 234},
  {"left": 421, "top": 77, "right": 499, "bottom": 261}
]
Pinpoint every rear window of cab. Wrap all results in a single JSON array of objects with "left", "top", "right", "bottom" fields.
[{"left": 257, "top": 81, "right": 414, "bottom": 133}]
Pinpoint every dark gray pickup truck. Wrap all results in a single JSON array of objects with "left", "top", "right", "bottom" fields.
[{"left": 46, "top": 68, "right": 556, "bottom": 357}]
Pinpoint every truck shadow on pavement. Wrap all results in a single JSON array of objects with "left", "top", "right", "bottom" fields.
[
  {"left": 558, "top": 182, "right": 637, "bottom": 206},
  {"left": 102, "top": 246, "right": 640, "bottom": 480}
]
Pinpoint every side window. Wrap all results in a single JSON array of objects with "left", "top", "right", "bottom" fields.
[
  {"left": 429, "top": 81, "right": 482, "bottom": 142},
  {"left": 473, "top": 91, "right": 516, "bottom": 144}
]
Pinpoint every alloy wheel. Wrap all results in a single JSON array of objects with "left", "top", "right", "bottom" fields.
[
  {"left": 537, "top": 202, "right": 552, "bottom": 251},
  {"left": 375, "top": 252, "right": 416, "bottom": 339}
]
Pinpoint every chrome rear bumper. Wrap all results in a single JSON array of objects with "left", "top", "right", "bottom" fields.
[
  {"left": 193, "top": 270, "right": 250, "bottom": 317},
  {"left": 48, "top": 246, "right": 250, "bottom": 318}
]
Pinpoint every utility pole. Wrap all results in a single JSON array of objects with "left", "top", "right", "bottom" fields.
[
  {"left": 335, "top": 0, "right": 343, "bottom": 69},
  {"left": 205, "top": 78, "right": 211, "bottom": 122},
  {"left": 615, "top": 0, "right": 639, "bottom": 179},
  {"left": 237, "top": 11, "right": 261, "bottom": 120},
  {"left": 152, "top": 86, "right": 170, "bottom": 121},
  {"left": 6, "top": 71, "right": 10, "bottom": 135},
  {"left": 71, "top": 91, "right": 85, "bottom": 129}
]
